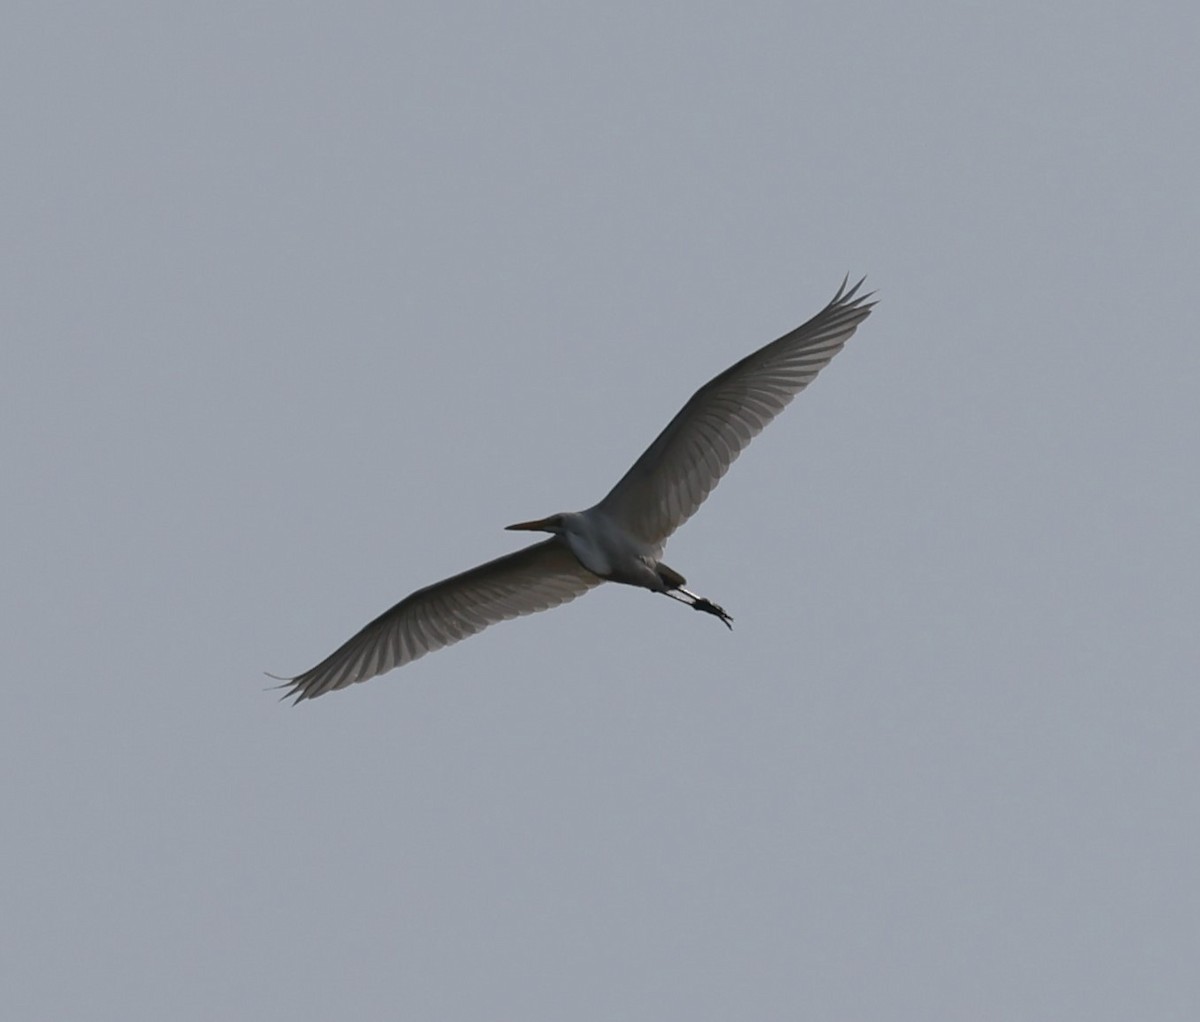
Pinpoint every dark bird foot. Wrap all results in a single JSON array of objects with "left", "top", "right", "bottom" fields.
[{"left": 691, "top": 597, "right": 734, "bottom": 630}]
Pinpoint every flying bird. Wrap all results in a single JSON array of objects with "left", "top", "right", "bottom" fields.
[{"left": 274, "top": 277, "right": 875, "bottom": 701}]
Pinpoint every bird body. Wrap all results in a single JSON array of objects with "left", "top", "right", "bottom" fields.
[
  {"left": 512, "top": 510, "right": 663, "bottom": 587},
  {"left": 274, "top": 277, "right": 875, "bottom": 702}
]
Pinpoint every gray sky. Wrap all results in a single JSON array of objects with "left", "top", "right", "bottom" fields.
[{"left": 4, "top": 3, "right": 1198, "bottom": 1019}]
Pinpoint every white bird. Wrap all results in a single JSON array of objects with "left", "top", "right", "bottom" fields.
[{"left": 274, "top": 277, "right": 875, "bottom": 702}]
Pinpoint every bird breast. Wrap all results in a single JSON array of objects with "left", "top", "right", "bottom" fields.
[
  {"left": 563, "top": 510, "right": 661, "bottom": 588},
  {"left": 563, "top": 521, "right": 614, "bottom": 577}
]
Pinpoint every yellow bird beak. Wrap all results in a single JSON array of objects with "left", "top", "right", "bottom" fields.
[{"left": 505, "top": 516, "right": 558, "bottom": 532}]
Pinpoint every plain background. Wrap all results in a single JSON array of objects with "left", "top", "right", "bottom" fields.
[{"left": 4, "top": 3, "right": 1198, "bottom": 1019}]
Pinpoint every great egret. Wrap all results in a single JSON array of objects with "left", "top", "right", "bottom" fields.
[{"left": 275, "top": 277, "right": 875, "bottom": 701}]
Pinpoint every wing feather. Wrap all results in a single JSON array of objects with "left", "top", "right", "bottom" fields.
[
  {"left": 276, "top": 539, "right": 602, "bottom": 702},
  {"left": 597, "top": 277, "right": 875, "bottom": 545}
]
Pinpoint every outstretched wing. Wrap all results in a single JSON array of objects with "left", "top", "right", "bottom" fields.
[
  {"left": 597, "top": 277, "right": 875, "bottom": 546},
  {"left": 275, "top": 539, "right": 602, "bottom": 702}
]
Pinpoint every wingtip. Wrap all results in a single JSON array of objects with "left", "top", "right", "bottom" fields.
[
  {"left": 264, "top": 670, "right": 309, "bottom": 705},
  {"left": 831, "top": 274, "right": 877, "bottom": 312}
]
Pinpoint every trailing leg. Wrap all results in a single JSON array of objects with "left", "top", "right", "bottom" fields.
[{"left": 663, "top": 586, "right": 734, "bottom": 629}]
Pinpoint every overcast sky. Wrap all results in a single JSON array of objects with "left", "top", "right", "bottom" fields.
[{"left": 4, "top": 3, "right": 1198, "bottom": 1020}]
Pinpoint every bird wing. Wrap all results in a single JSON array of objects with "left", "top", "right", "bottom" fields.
[
  {"left": 276, "top": 539, "right": 602, "bottom": 702},
  {"left": 596, "top": 277, "right": 875, "bottom": 547}
]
